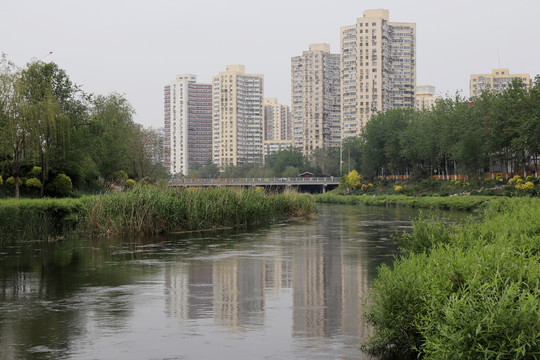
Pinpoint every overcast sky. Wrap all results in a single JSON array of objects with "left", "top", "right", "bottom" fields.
[{"left": 2, "top": 0, "right": 539, "bottom": 128}]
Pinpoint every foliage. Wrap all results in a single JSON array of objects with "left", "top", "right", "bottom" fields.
[
  {"left": 282, "top": 166, "right": 299, "bottom": 178},
  {"left": 0, "top": 55, "right": 163, "bottom": 195},
  {"left": 343, "top": 170, "right": 362, "bottom": 192},
  {"left": 28, "top": 166, "right": 42, "bottom": 178},
  {"left": 356, "top": 77, "right": 540, "bottom": 180},
  {"left": 25, "top": 177, "right": 41, "bottom": 189},
  {"left": 49, "top": 173, "right": 73, "bottom": 195},
  {"left": 362, "top": 198, "right": 540, "bottom": 359},
  {"left": 125, "top": 179, "right": 136, "bottom": 188},
  {"left": 315, "top": 193, "right": 495, "bottom": 212},
  {"left": 79, "top": 185, "right": 316, "bottom": 235},
  {"left": 0, "top": 175, "right": 2, "bottom": 186},
  {"left": 0, "top": 197, "right": 83, "bottom": 242}
]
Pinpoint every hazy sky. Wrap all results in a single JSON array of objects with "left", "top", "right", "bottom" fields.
[{"left": 2, "top": 0, "right": 539, "bottom": 128}]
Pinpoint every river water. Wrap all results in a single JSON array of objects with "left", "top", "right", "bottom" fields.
[{"left": 0, "top": 204, "right": 423, "bottom": 360}]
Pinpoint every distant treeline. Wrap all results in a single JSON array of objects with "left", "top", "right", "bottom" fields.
[
  {"left": 357, "top": 77, "right": 540, "bottom": 180},
  {"left": 0, "top": 55, "right": 166, "bottom": 198}
]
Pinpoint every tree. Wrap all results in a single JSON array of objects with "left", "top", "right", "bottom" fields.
[
  {"left": 0, "top": 55, "right": 31, "bottom": 198},
  {"left": 265, "top": 147, "right": 306, "bottom": 176},
  {"left": 343, "top": 170, "right": 362, "bottom": 193},
  {"left": 87, "top": 93, "right": 135, "bottom": 181}
]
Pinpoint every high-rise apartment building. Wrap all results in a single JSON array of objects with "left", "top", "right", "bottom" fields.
[
  {"left": 415, "top": 85, "right": 440, "bottom": 110},
  {"left": 212, "top": 65, "right": 264, "bottom": 168},
  {"left": 341, "top": 9, "right": 416, "bottom": 138},
  {"left": 470, "top": 68, "right": 530, "bottom": 97},
  {"left": 263, "top": 98, "right": 292, "bottom": 157},
  {"left": 163, "top": 75, "right": 212, "bottom": 176},
  {"left": 291, "top": 44, "right": 341, "bottom": 156}
]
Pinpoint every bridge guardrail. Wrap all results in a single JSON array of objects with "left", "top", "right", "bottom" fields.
[{"left": 169, "top": 177, "right": 341, "bottom": 187}]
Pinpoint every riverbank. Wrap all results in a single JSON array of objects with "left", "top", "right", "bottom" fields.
[
  {"left": 0, "top": 186, "right": 316, "bottom": 242},
  {"left": 314, "top": 193, "right": 495, "bottom": 211},
  {"left": 362, "top": 197, "right": 540, "bottom": 359}
]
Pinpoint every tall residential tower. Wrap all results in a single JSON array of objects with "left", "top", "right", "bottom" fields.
[
  {"left": 212, "top": 65, "right": 264, "bottom": 168},
  {"left": 291, "top": 44, "right": 341, "bottom": 156},
  {"left": 163, "top": 75, "right": 212, "bottom": 176},
  {"left": 341, "top": 9, "right": 416, "bottom": 138},
  {"left": 263, "top": 98, "right": 292, "bottom": 157}
]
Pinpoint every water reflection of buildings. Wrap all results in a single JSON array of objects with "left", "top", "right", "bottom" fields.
[
  {"left": 164, "top": 213, "right": 372, "bottom": 342},
  {"left": 164, "top": 257, "right": 267, "bottom": 331}
]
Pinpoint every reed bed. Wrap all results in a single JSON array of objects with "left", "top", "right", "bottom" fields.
[
  {"left": 362, "top": 197, "right": 540, "bottom": 359},
  {"left": 79, "top": 186, "right": 316, "bottom": 236}
]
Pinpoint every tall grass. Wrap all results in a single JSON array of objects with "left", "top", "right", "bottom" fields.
[
  {"left": 315, "top": 193, "right": 495, "bottom": 211},
  {"left": 0, "top": 186, "right": 315, "bottom": 241},
  {"left": 79, "top": 185, "right": 316, "bottom": 236},
  {"left": 0, "top": 198, "right": 83, "bottom": 242},
  {"left": 362, "top": 198, "right": 540, "bottom": 359}
]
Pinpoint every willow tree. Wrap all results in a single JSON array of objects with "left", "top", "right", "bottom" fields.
[{"left": 0, "top": 55, "right": 31, "bottom": 198}]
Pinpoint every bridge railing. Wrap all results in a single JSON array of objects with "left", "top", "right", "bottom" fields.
[{"left": 169, "top": 177, "right": 341, "bottom": 186}]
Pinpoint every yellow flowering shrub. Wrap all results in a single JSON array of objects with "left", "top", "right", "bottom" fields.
[
  {"left": 508, "top": 175, "right": 522, "bottom": 185},
  {"left": 394, "top": 185, "right": 403, "bottom": 192},
  {"left": 516, "top": 181, "right": 534, "bottom": 191},
  {"left": 125, "top": 179, "right": 136, "bottom": 188}
]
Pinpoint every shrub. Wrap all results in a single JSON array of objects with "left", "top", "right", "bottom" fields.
[
  {"left": 50, "top": 174, "right": 73, "bottom": 195},
  {"left": 363, "top": 198, "right": 540, "bottom": 359},
  {"left": 28, "top": 166, "right": 42, "bottom": 178},
  {"left": 25, "top": 177, "right": 42, "bottom": 189},
  {"left": 394, "top": 185, "right": 403, "bottom": 192},
  {"left": 125, "top": 179, "right": 136, "bottom": 188},
  {"left": 0, "top": 175, "right": 3, "bottom": 186},
  {"left": 6, "top": 176, "right": 15, "bottom": 186},
  {"left": 516, "top": 181, "right": 534, "bottom": 192},
  {"left": 113, "top": 170, "right": 128, "bottom": 183}
]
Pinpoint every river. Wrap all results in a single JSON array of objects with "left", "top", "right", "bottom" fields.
[{"left": 0, "top": 204, "right": 426, "bottom": 360}]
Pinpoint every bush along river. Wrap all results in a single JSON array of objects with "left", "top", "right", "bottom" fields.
[{"left": 0, "top": 203, "right": 453, "bottom": 360}]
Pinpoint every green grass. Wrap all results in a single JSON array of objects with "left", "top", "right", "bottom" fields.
[
  {"left": 362, "top": 197, "right": 540, "bottom": 359},
  {"left": 315, "top": 193, "right": 496, "bottom": 211}
]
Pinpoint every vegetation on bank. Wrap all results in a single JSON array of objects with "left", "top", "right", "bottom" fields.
[
  {"left": 315, "top": 193, "right": 494, "bottom": 211},
  {"left": 0, "top": 186, "right": 316, "bottom": 242},
  {"left": 79, "top": 186, "right": 315, "bottom": 236},
  {"left": 0, "top": 55, "right": 167, "bottom": 199},
  {"left": 362, "top": 197, "right": 540, "bottom": 359}
]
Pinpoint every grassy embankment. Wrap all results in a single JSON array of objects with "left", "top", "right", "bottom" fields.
[
  {"left": 362, "top": 197, "right": 540, "bottom": 359},
  {"left": 315, "top": 193, "right": 495, "bottom": 211},
  {"left": 0, "top": 186, "right": 315, "bottom": 242}
]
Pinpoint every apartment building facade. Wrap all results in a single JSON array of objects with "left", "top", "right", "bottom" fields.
[
  {"left": 341, "top": 9, "right": 416, "bottom": 138},
  {"left": 212, "top": 65, "right": 264, "bottom": 168},
  {"left": 291, "top": 44, "right": 341, "bottom": 156},
  {"left": 415, "top": 85, "right": 440, "bottom": 110},
  {"left": 470, "top": 68, "right": 531, "bottom": 97},
  {"left": 263, "top": 98, "right": 292, "bottom": 157},
  {"left": 163, "top": 75, "right": 212, "bottom": 176}
]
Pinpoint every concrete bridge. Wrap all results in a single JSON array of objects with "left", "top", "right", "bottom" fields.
[{"left": 169, "top": 177, "right": 341, "bottom": 193}]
